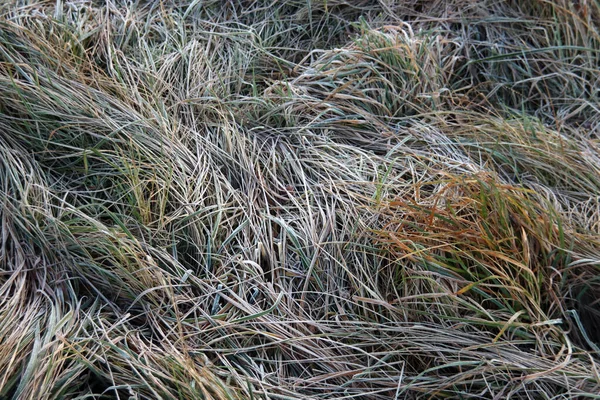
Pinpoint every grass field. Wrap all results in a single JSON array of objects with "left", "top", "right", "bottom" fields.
[{"left": 1, "top": 0, "right": 600, "bottom": 398}]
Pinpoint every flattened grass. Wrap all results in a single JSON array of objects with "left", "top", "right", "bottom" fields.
[{"left": 0, "top": 0, "right": 599, "bottom": 398}]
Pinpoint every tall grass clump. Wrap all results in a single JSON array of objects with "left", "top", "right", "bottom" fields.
[{"left": 0, "top": 0, "right": 599, "bottom": 398}]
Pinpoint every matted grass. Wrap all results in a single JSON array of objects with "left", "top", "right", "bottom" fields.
[{"left": 0, "top": 0, "right": 599, "bottom": 398}]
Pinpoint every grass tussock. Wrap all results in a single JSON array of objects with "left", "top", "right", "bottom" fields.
[{"left": 0, "top": 0, "right": 599, "bottom": 398}]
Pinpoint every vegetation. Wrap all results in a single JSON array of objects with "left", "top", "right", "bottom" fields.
[{"left": 1, "top": 0, "right": 599, "bottom": 398}]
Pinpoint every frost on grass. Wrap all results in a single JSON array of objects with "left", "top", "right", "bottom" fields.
[{"left": 0, "top": 1, "right": 599, "bottom": 399}]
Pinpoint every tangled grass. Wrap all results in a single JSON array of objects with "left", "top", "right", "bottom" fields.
[{"left": 1, "top": 0, "right": 599, "bottom": 398}]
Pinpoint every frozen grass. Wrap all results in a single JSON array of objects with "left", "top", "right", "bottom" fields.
[{"left": 0, "top": 0, "right": 599, "bottom": 398}]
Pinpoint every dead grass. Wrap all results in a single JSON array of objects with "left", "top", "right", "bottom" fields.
[{"left": 0, "top": 0, "right": 599, "bottom": 398}]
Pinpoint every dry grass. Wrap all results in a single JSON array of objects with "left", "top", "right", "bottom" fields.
[{"left": 0, "top": 0, "right": 599, "bottom": 398}]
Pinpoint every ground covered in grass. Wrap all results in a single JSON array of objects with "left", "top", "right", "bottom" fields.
[{"left": 1, "top": 0, "right": 600, "bottom": 398}]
